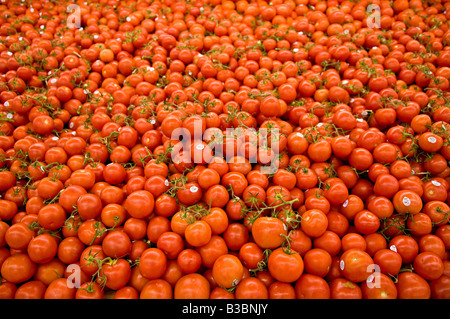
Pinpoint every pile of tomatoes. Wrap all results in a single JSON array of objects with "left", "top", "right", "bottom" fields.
[{"left": 0, "top": 0, "right": 449, "bottom": 299}]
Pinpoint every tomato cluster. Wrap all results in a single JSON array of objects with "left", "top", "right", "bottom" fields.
[{"left": 0, "top": 0, "right": 449, "bottom": 300}]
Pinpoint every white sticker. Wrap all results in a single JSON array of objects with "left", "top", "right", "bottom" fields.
[
  {"left": 428, "top": 136, "right": 437, "bottom": 144},
  {"left": 432, "top": 180, "right": 441, "bottom": 187},
  {"left": 164, "top": 180, "right": 170, "bottom": 186},
  {"left": 340, "top": 260, "right": 345, "bottom": 270},
  {"left": 402, "top": 196, "right": 411, "bottom": 207},
  {"left": 342, "top": 199, "right": 349, "bottom": 208},
  {"left": 196, "top": 144, "right": 205, "bottom": 150},
  {"left": 390, "top": 245, "right": 397, "bottom": 252},
  {"left": 190, "top": 186, "right": 198, "bottom": 193}
]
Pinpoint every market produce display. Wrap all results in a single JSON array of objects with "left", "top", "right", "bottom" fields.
[{"left": 0, "top": 0, "right": 449, "bottom": 299}]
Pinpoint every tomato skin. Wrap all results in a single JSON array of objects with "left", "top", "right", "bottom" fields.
[
  {"left": 396, "top": 272, "right": 431, "bottom": 299},
  {"left": 102, "top": 231, "right": 132, "bottom": 259},
  {"left": 339, "top": 249, "right": 374, "bottom": 283},
  {"left": 15, "top": 280, "right": 47, "bottom": 299},
  {"left": 251, "top": 217, "right": 287, "bottom": 249},
  {"left": 268, "top": 248, "right": 304, "bottom": 283},
  {"left": 212, "top": 254, "right": 244, "bottom": 288},
  {"left": 373, "top": 249, "right": 402, "bottom": 276},
  {"left": 27, "top": 234, "right": 58, "bottom": 264},
  {"left": 361, "top": 272, "right": 398, "bottom": 299},
  {"left": 300, "top": 209, "right": 328, "bottom": 238},
  {"left": 124, "top": 190, "right": 155, "bottom": 219},
  {"left": 44, "top": 277, "right": 76, "bottom": 299},
  {"left": 139, "top": 248, "right": 167, "bottom": 280},
  {"left": 295, "top": 274, "right": 331, "bottom": 299},
  {"left": 185, "top": 220, "right": 212, "bottom": 247},
  {"left": 430, "top": 275, "right": 450, "bottom": 299},
  {"left": 330, "top": 278, "right": 363, "bottom": 299},
  {"left": 235, "top": 277, "right": 269, "bottom": 299},
  {"left": 389, "top": 235, "right": 419, "bottom": 264},
  {"left": 413, "top": 252, "right": 444, "bottom": 281},
  {"left": 100, "top": 258, "right": 132, "bottom": 290},
  {"left": 174, "top": 273, "right": 210, "bottom": 299},
  {"left": 1, "top": 254, "right": 36, "bottom": 284},
  {"left": 140, "top": 279, "right": 173, "bottom": 299}
]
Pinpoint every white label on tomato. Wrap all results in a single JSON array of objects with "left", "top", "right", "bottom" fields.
[
  {"left": 390, "top": 245, "right": 397, "bottom": 252},
  {"left": 428, "top": 136, "right": 437, "bottom": 144},
  {"left": 402, "top": 197, "right": 411, "bottom": 207},
  {"left": 340, "top": 260, "right": 345, "bottom": 270},
  {"left": 190, "top": 186, "right": 198, "bottom": 193},
  {"left": 432, "top": 180, "right": 441, "bottom": 187},
  {"left": 342, "top": 199, "right": 349, "bottom": 208}
]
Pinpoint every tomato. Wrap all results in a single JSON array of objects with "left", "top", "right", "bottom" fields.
[
  {"left": 330, "top": 278, "right": 362, "bottom": 299},
  {"left": 1, "top": 254, "right": 36, "bottom": 284},
  {"left": 396, "top": 272, "right": 431, "bottom": 299},
  {"left": 238, "top": 242, "right": 264, "bottom": 270},
  {"left": 15, "top": 281, "right": 47, "bottom": 299},
  {"left": 4, "top": 222, "right": 34, "bottom": 250},
  {"left": 102, "top": 231, "right": 132, "bottom": 259},
  {"left": 212, "top": 254, "right": 244, "bottom": 288},
  {"left": 234, "top": 277, "right": 269, "bottom": 299},
  {"left": 373, "top": 249, "right": 402, "bottom": 276},
  {"left": 177, "top": 249, "right": 202, "bottom": 274},
  {"left": 300, "top": 209, "right": 328, "bottom": 238},
  {"left": 251, "top": 217, "right": 287, "bottom": 249},
  {"left": 339, "top": 249, "right": 374, "bottom": 283},
  {"left": 140, "top": 279, "right": 173, "bottom": 299},
  {"left": 361, "top": 272, "right": 398, "bottom": 299},
  {"left": 430, "top": 275, "right": 450, "bottom": 299},
  {"left": 268, "top": 281, "right": 296, "bottom": 299},
  {"left": 392, "top": 190, "right": 423, "bottom": 215},
  {"left": 75, "top": 282, "right": 105, "bottom": 300},
  {"left": 268, "top": 248, "right": 304, "bottom": 283},
  {"left": 389, "top": 235, "right": 419, "bottom": 264},
  {"left": 139, "top": 248, "right": 167, "bottom": 280},
  {"left": 27, "top": 234, "right": 58, "bottom": 264},
  {"left": 190, "top": 231, "right": 223, "bottom": 263},
  {"left": 303, "top": 248, "right": 332, "bottom": 277},
  {"left": 44, "top": 277, "right": 76, "bottom": 299},
  {"left": 57, "top": 237, "right": 85, "bottom": 265},
  {"left": 124, "top": 190, "right": 154, "bottom": 219},
  {"left": 174, "top": 273, "right": 210, "bottom": 299},
  {"left": 100, "top": 258, "right": 132, "bottom": 290},
  {"left": 294, "top": 273, "right": 330, "bottom": 299}
]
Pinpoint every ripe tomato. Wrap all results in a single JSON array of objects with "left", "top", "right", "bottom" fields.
[
  {"left": 124, "top": 190, "right": 154, "bottom": 219},
  {"left": 268, "top": 248, "right": 304, "bottom": 283},
  {"left": 339, "top": 249, "right": 374, "bottom": 283},
  {"left": 174, "top": 273, "right": 210, "bottom": 299},
  {"left": 251, "top": 217, "right": 287, "bottom": 249},
  {"left": 139, "top": 248, "right": 167, "bottom": 280},
  {"left": 212, "top": 254, "right": 244, "bottom": 288},
  {"left": 396, "top": 272, "right": 431, "bottom": 299}
]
